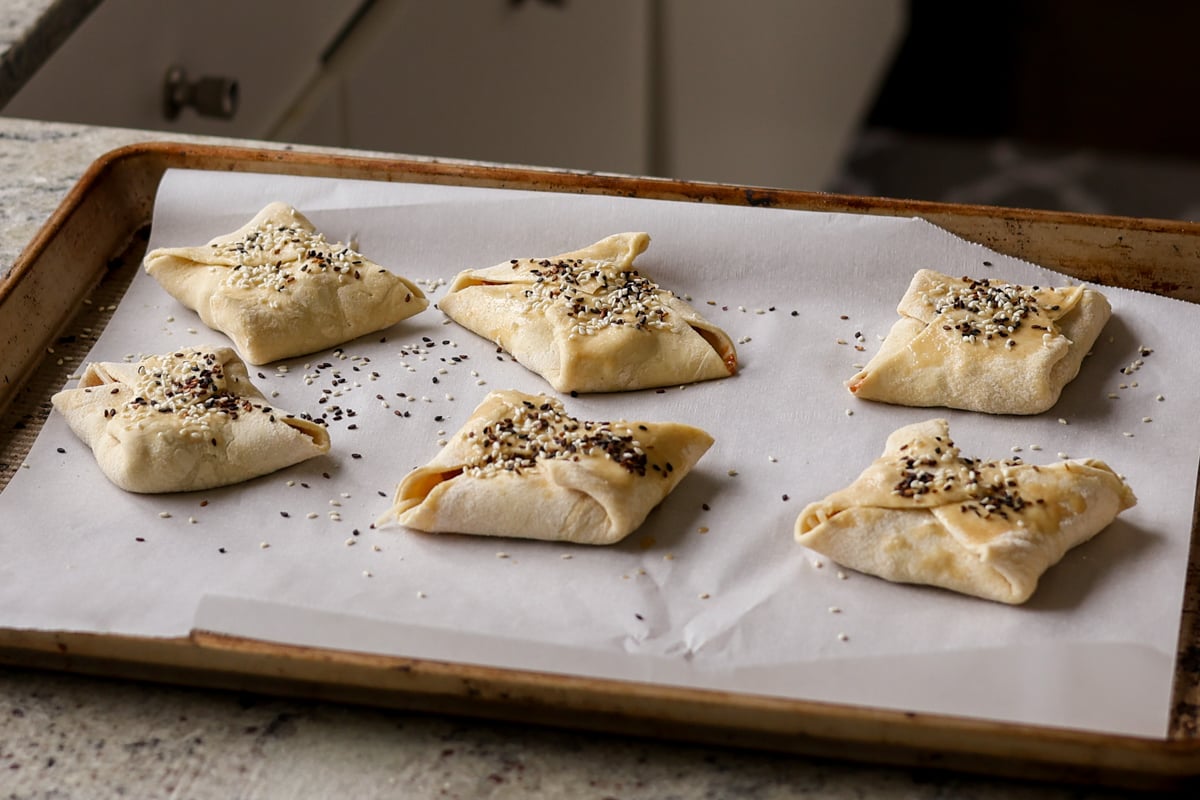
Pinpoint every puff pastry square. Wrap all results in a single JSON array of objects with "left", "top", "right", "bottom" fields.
[
  {"left": 437, "top": 233, "right": 737, "bottom": 393},
  {"left": 848, "top": 269, "right": 1111, "bottom": 415},
  {"left": 52, "top": 346, "right": 330, "bottom": 493},
  {"left": 378, "top": 389, "right": 714, "bottom": 544},
  {"left": 144, "top": 202, "right": 428, "bottom": 364},
  {"left": 794, "top": 419, "right": 1136, "bottom": 604}
]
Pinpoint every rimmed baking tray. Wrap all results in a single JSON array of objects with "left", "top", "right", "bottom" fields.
[{"left": 1, "top": 142, "right": 1198, "bottom": 789}]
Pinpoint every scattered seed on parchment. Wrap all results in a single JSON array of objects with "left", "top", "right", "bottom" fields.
[
  {"left": 837, "top": 571, "right": 848, "bottom": 580},
  {"left": 1029, "top": 444, "right": 1042, "bottom": 451},
  {"left": 697, "top": 526, "right": 709, "bottom": 534},
  {"left": 1143, "top": 417, "right": 1153, "bottom": 423},
  {"left": 496, "top": 552, "right": 510, "bottom": 559},
  {"left": 768, "top": 455, "right": 778, "bottom": 463},
  {"left": 727, "top": 469, "right": 739, "bottom": 477},
  {"left": 828, "top": 606, "right": 842, "bottom": 614},
  {"left": 837, "top": 633, "right": 849, "bottom": 642},
  {"left": 417, "top": 591, "right": 427, "bottom": 598},
  {"left": 560, "top": 554, "right": 573, "bottom": 560},
  {"left": 260, "top": 542, "right": 270, "bottom": 549},
  {"left": 306, "top": 512, "right": 318, "bottom": 519},
  {"left": 345, "top": 538, "right": 357, "bottom": 546},
  {"left": 699, "top": 593, "right": 711, "bottom": 600},
  {"left": 1157, "top": 394, "right": 1165, "bottom": 401},
  {"left": 158, "top": 511, "right": 171, "bottom": 519},
  {"left": 1057, "top": 452, "right": 1069, "bottom": 459},
  {"left": 1123, "top": 432, "right": 1134, "bottom": 438},
  {"left": 845, "top": 409, "right": 853, "bottom": 416},
  {"left": 362, "top": 570, "right": 372, "bottom": 578}
]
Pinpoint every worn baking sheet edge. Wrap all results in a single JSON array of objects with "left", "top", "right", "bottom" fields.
[{"left": 2, "top": 142, "right": 1199, "bottom": 788}]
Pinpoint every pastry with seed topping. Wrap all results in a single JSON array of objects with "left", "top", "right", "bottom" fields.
[
  {"left": 144, "top": 202, "right": 427, "bottom": 364},
  {"left": 437, "top": 233, "right": 737, "bottom": 393},
  {"left": 848, "top": 269, "right": 1111, "bottom": 414},
  {"left": 794, "top": 418, "right": 1136, "bottom": 604},
  {"left": 51, "top": 346, "right": 330, "bottom": 493},
  {"left": 377, "top": 389, "right": 713, "bottom": 544}
]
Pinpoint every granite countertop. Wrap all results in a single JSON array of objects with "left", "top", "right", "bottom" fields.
[
  {"left": 0, "top": 116, "right": 1157, "bottom": 799},
  {"left": 0, "top": 0, "right": 101, "bottom": 108}
]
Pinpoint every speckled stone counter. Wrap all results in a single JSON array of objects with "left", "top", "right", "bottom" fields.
[
  {"left": 0, "top": 0, "right": 100, "bottom": 107},
  {"left": 0, "top": 116, "right": 1158, "bottom": 799}
]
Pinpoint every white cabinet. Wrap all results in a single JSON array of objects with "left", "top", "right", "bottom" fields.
[
  {"left": 296, "top": 0, "right": 653, "bottom": 176},
  {"left": 3, "top": 0, "right": 368, "bottom": 140},
  {"left": 657, "top": 0, "right": 906, "bottom": 189},
  {"left": 3, "top": 0, "right": 905, "bottom": 190}
]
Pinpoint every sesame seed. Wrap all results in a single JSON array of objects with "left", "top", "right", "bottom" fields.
[
  {"left": 1058, "top": 418, "right": 1068, "bottom": 425},
  {"left": 417, "top": 591, "right": 427, "bottom": 598},
  {"left": 158, "top": 511, "right": 171, "bottom": 519},
  {"left": 1143, "top": 417, "right": 1152, "bottom": 423},
  {"left": 828, "top": 606, "right": 842, "bottom": 614},
  {"left": 260, "top": 542, "right": 270, "bottom": 549},
  {"left": 699, "top": 593, "right": 711, "bottom": 599},
  {"left": 837, "top": 633, "right": 849, "bottom": 642},
  {"left": 1057, "top": 452, "right": 1069, "bottom": 459},
  {"left": 1123, "top": 432, "right": 1134, "bottom": 437},
  {"left": 845, "top": 409, "right": 854, "bottom": 416}
]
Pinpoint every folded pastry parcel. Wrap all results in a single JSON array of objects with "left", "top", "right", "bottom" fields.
[
  {"left": 378, "top": 389, "right": 714, "bottom": 544},
  {"left": 794, "top": 419, "right": 1136, "bottom": 604},
  {"left": 51, "top": 346, "right": 330, "bottom": 493},
  {"left": 437, "top": 233, "right": 737, "bottom": 393},
  {"left": 848, "top": 269, "right": 1111, "bottom": 414},
  {"left": 144, "top": 202, "right": 428, "bottom": 364}
]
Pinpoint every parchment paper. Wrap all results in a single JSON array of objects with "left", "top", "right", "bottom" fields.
[{"left": 1, "top": 168, "right": 1197, "bottom": 738}]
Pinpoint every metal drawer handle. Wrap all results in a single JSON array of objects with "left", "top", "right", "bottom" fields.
[{"left": 163, "top": 65, "right": 239, "bottom": 121}]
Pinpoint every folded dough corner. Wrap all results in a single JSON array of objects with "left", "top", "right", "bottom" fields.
[
  {"left": 143, "top": 201, "right": 428, "bottom": 365},
  {"left": 848, "top": 269, "right": 1112, "bottom": 415},
  {"left": 794, "top": 418, "right": 1136, "bottom": 604},
  {"left": 437, "top": 232, "right": 737, "bottom": 394},
  {"left": 377, "top": 389, "right": 714, "bottom": 545},
  {"left": 51, "top": 346, "right": 330, "bottom": 493}
]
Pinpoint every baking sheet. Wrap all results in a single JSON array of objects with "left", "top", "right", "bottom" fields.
[{"left": 1, "top": 168, "right": 1197, "bottom": 738}]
